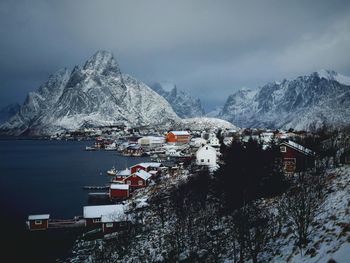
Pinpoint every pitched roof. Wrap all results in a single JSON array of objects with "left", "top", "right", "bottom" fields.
[
  {"left": 110, "top": 184, "right": 129, "bottom": 190},
  {"left": 117, "top": 168, "right": 131, "bottom": 176},
  {"left": 101, "top": 204, "right": 126, "bottom": 223},
  {"left": 135, "top": 169, "right": 152, "bottom": 180},
  {"left": 83, "top": 204, "right": 125, "bottom": 219},
  {"left": 282, "top": 140, "right": 315, "bottom": 156},
  {"left": 169, "top": 131, "right": 190, "bottom": 136},
  {"left": 131, "top": 162, "right": 162, "bottom": 169},
  {"left": 28, "top": 214, "right": 50, "bottom": 220}
]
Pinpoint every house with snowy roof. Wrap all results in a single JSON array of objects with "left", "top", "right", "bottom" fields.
[
  {"left": 280, "top": 140, "right": 316, "bottom": 173},
  {"left": 109, "top": 184, "right": 130, "bottom": 199},
  {"left": 83, "top": 204, "right": 126, "bottom": 229},
  {"left": 130, "top": 162, "right": 163, "bottom": 174},
  {"left": 196, "top": 145, "right": 217, "bottom": 170},
  {"left": 112, "top": 168, "right": 131, "bottom": 183},
  {"left": 124, "top": 169, "right": 152, "bottom": 188},
  {"left": 166, "top": 131, "right": 191, "bottom": 144},
  {"left": 27, "top": 214, "right": 50, "bottom": 231}
]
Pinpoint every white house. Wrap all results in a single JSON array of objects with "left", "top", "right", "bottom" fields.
[
  {"left": 138, "top": 136, "right": 165, "bottom": 148},
  {"left": 208, "top": 133, "right": 220, "bottom": 147},
  {"left": 196, "top": 145, "right": 217, "bottom": 168},
  {"left": 190, "top": 137, "right": 207, "bottom": 148}
]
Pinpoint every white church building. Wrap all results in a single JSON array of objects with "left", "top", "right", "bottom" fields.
[{"left": 196, "top": 145, "right": 217, "bottom": 169}]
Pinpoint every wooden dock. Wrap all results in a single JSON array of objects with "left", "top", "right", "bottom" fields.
[
  {"left": 48, "top": 219, "right": 86, "bottom": 229},
  {"left": 83, "top": 185, "right": 109, "bottom": 190}
]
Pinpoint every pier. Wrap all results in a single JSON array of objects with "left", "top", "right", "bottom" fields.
[
  {"left": 48, "top": 218, "right": 86, "bottom": 229},
  {"left": 83, "top": 185, "right": 109, "bottom": 190}
]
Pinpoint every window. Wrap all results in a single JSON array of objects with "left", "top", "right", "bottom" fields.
[
  {"left": 208, "top": 159, "right": 210, "bottom": 163},
  {"left": 138, "top": 180, "right": 143, "bottom": 186},
  {"left": 93, "top": 218, "right": 101, "bottom": 223},
  {"left": 201, "top": 159, "right": 204, "bottom": 163},
  {"left": 34, "top": 220, "right": 42, "bottom": 225},
  {"left": 280, "top": 146, "right": 287, "bottom": 153},
  {"left": 206, "top": 147, "right": 208, "bottom": 150},
  {"left": 126, "top": 180, "right": 131, "bottom": 185},
  {"left": 105, "top": 223, "right": 113, "bottom": 228}
]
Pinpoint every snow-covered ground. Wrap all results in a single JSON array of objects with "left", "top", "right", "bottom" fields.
[
  {"left": 68, "top": 165, "right": 350, "bottom": 263},
  {"left": 272, "top": 165, "right": 350, "bottom": 263}
]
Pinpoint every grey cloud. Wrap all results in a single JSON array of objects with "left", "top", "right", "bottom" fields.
[{"left": 1, "top": 0, "right": 350, "bottom": 111}]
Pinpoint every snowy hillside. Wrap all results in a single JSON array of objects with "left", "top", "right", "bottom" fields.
[
  {"left": 218, "top": 70, "right": 350, "bottom": 131},
  {"left": 151, "top": 82, "right": 205, "bottom": 118},
  {"left": 179, "top": 117, "right": 238, "bottom": 131},
  {"left": 0, "top": 51, "right": 180, "bottom": 135},
  {"left": 271, "top": 166, "right": 350, "bottom": 263},
  {"left": 68, "top": 164, "right": 350, "bottom": 263}
]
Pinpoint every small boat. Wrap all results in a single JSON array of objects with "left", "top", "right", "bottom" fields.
[
  {"left": 85, "top": 146, "right": 96, "bottom": 151},
  {"left": 105, "top": 143, "right": 117, "bottom": 151},
  {"left": 107, "top": 166, "right": 117, "bottom": 176}
]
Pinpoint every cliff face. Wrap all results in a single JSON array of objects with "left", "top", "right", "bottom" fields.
[
  {"left": 218, "top": 70, "right": 350, "bottom": 131},
  {"left": 151, "top": 82, "right": 205, "bottom": 118},
  {"left": 0, "top": 51, "right": 180, "bottom": 135}
]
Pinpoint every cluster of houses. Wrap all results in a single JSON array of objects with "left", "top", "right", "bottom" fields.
[
  {"left": 26, "top": 161, "right": 167, "bottom": 233},
  {"left": 28, "top": 127, "right": 321, "bottom": 234}
]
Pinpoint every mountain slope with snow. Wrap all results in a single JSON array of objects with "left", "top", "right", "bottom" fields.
[
  {"left": 151, "top": 82, "right": 205, "bottom": 118},
  {"left": 179, "top": 117, "right": 238, "bottom": 131},
  {"left": 219, "top": 70, "right": 350, "bottom": 131},
  {"left": 0, "top": 51, "right": 180, "bottom": 135}
]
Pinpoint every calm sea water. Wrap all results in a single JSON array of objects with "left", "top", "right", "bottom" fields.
[{"left": 0, "top": 139, "right": 150, "bottom": 262}]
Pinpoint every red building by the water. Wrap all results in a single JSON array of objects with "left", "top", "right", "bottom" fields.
[
  {"left": 109, "top": 184, "right": 130, "bottom": 199},
  {"left": 27, "top": 214, "right": 50, "bottom": 231},
  {"left": 124, "top": 170, "right": 152, "bottom": 188}
]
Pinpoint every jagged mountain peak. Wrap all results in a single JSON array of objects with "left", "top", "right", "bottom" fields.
[
  {"left": 150, "top": 82, "right": 205, "bottom": 118},
  {"left": 314, "top": 69, "right": 350, "bottom": 86},
  {"left": 83, "top": 50, "right": 121, "bottom": 76},
  {"left": 0, "top": 51, "right": 180, "bottom": 135},
  {"left": 219, "top": 70, "right": 350, "bottom": 131}
]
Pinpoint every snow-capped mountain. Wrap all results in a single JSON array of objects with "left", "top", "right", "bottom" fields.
[
  {"left": 151, "top": 82, "right": 205, "bottom": 118},
  {"left": 0, "top": 51, "right": 180, "bottom": 135},
  {"left": 0, "top": 103, "right": 20, "bottom": 124},
  {"left": 218, "top": 70, "right": 350, "bottom": 131}
]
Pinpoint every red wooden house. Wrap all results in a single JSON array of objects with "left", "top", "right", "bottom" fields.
[
  {"left": 27, "top": 214, "right": 50, "bottom": 231},
  {"left": 130, "top": 162, "right": 163, "bottom": 174},
  {"left": 110, "top": 184, "right": 130, "bottom": 199},
  {"left": 83, "top": 204, "right": 124, "bottom": 228},
  {"left": 166, "top": 131, "right": 191, "bottom": 144},
  {"left": 112, "top": 168, "right": 131, "bottom": 183},
  {"left": 280, "top": 140, "right": 315, "bottom": 173},
  {"left": 101, "top": 210, "right": 128, "bottom": 235},
  {"left": 124, "top": 170, "right": 152, "bottom": 188}
]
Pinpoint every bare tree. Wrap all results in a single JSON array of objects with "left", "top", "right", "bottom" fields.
[
  {"left": 245, "top": 201, "right": 272, "bottom": 263},
  {"left": 281, "top": 171, "right": 326, "bottom": 254}
]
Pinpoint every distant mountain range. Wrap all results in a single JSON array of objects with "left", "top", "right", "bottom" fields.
[
  {"left": 150, "top": 82, "right": 204, "bottom": 118},
  {"left": 1, "top": 51, "right": 349, "bottom": 135},
  {"left": 0, "top": 51, "right": 180, "bottom": 135},
  {"left": 216, "top": 70, "right": 350, "bottom": 131}
]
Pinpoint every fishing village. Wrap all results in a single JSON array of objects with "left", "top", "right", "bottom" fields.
[{"left": 25, "top": 124, "right": 335, "bottom": 239}]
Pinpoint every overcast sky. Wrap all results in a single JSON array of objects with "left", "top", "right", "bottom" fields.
[{"left": 1, "top": 0, "right": 350, "bottom": 111}]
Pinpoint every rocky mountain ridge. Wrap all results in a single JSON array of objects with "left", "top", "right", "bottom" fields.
[
  {"left": 218, "top": 70, "right": 350, "bottom": 131},
  {"left": 0, "top": 51, "right": 180, "bottom": 136},
  {"left": 151, "top": 82, "right": 205, "bottom": 118}
]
